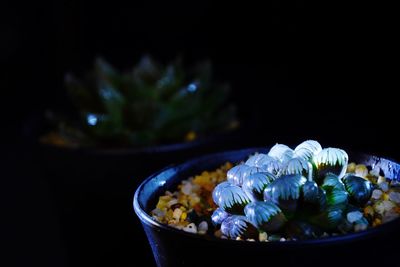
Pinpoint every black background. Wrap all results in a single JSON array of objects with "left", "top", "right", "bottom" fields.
[{"left": 2, "top": 1, "right": 399, "bottom": 266}]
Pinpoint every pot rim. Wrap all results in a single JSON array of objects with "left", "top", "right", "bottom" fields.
[{"left": 134, "top": 148, "right": 400, "bottom": 247}]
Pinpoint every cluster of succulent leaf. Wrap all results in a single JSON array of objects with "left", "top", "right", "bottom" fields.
[
  {"left": 211, "top": 140, "right": 373, "bottom": 240},
  {"left": 46, "top": 56, "right": 237, "bottom": 147}
]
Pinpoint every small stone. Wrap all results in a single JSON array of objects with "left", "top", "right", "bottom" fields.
[
  {"left": 382, "top": 210, "right": 400, "bottom": 223},
  {"left": 198, "top": 221, "right": 208, "bottom": 234},
  {"left": 259, "top": 232, "right": 268, "bottom": 242},
  {"left": 391, "top": 180, "right": 400, "bottom": 187},
  {"left": 363, "top": 206, "right": 374, "bottom": 217},
  {"left": 173, "top": 208, "right": 183, "bottom": 221},
  {"left": 369, "top": 166, "right": 381, "bottom": 177},
  {"left": 279, "top": 238, "right": 286, "bottom": 242},
  {"left": 372, "top": 189, "right": 383, "bottom": 200},
  {"left": 247, "top": 239, "right": 256, "bottom": 242},
  {"left": 182, "top": 182, "right": 193, "bottom": 195},
  {"left": 347, "top": 162, "right": 356, "bottom": 173},
  {"left": 355, "top": 164, "right": 368, "bottom": 177},
  {"left": 389, "top": 191, "right": 400, "bottom": 204},
  {"left": 354, "top": 223, "right": 368, "bottom": 232},
  {"left": 379, "top": 182, "right": 389, "bottom": 192},
  {"left": 377, "top": 176, "right": 387, "bottom": 184},
  {"left": 152, "top": 208, "right": 166, "bottom": 218},
  {"left": 214, "top": 230, "right": 222, "bottom": 238},
  {"left": 167, "top": 199, "right": 178, "bottom": 208},
  {"left": 183, "top": 223, "right": 197, "bottom": 233},
  {"left": 347, "top": 211, "right": 363, "bottom": 223},
  {"left": 374, "top": 200, "right": 395, "bottom": 215}
]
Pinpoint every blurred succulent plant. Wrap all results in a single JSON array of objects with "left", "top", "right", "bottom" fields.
[
  {"left": 42, "top": 56, "right": 238, "bottom": 148},
  {"left": 211, "top": 140, "right": 373, "bottom": 240}
]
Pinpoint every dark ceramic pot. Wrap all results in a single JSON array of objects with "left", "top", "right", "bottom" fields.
[
  {"left": 134, "top": 148, "right": 400, "bottom": 267},
  {"left": 26, "top": 115, "right": 246, "bottom": 267}
]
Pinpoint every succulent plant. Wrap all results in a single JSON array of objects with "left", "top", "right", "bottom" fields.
[
  {"left": 242, "top": 172, "right": 276, "bottom": 201},
  {"left": 220, "top": 215, "right": 258, "bottom": 239},
  {"left": 301, "top": 181, "right": 327, "bottom": 213},
  {"left": 268, "top": 144, "right": 294, "bottom": 163},
  {"left": 281, "top": 157, "right": 310, "bottom": 177},
  {"left": 313, "top": 148, "right": 349, "bottom": 181},
  {"left": 211, "top": 140, "right": 376, "bottom": 240},
  {"left": 211, "top": 208, "right": 230, "bottom": 226},
  {"left": 294, "top": 140, "right": 322, "bottom": 161},
  {"left": 215, "top": 183, "right": 251, "bottom": 214},
  {"left": 42, "top": 56, "right": 237, "bottom": 148},
  {"left": 342, "top": 174, "right": 373, "bottom": 206},
  {"left": 264, "top": 174, "right": 308, "bottom": 214},
  {"left": 227, "top": 164, "right": 266, "bottom": 186},
  {"left": 244, "top": 201, "right": 286, "bottom": 232}
]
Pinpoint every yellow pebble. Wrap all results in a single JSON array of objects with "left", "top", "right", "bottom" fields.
[
  {"left": 378, "top": 176, "right": 387, "bottom": 184},
  {"left": 181, "top": 212, "right": 187, "bottom": 220},
  {"left": 372, "top": 218, "right": 382, "bottom": 227},
  {"left": 364, "top": 206, "right": 374, "bottom": 217},
  {"left": 347, "top": 163, "right": 357, "bottom": 173},
  {"left": 383, "top": 193, "right": 390, "bottom": 201},
  {"left": 355, "top": 164, "right": 368, "bottom": 177},
  {"left": 185, "top": 131, "right": 197, "bottom": 142}
]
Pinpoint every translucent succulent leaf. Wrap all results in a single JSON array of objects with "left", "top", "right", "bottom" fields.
[
  {"left": 264, "top": 174, "right": 308, "bottom": 202},
  {"left": 325, "top": 188, "right": 348, "bottom": 208},
  {"left": 211, "top": 208, "right": 229, "bottom": 226},
  {"left": 212, "top": 181, "right": 232, "bottom": 206},
  {"left": 294, "top": 147, "right": 315, "bottom": 161},
  {"left": 310, "top": 206, "right": 344, "bottom": 230},
  {"left": 217, "top": 184, "right": 251, "bottom": 214},
  {"left": 268, "top": 144, "right": 294, "bottom": 163},
  {"left": 258, "top": 159, "right": 283, "bottom": 176},
  {"left": 301, "top": 181, "right": 327, "bottom": 213},
  {"left": 282, "top": 157, "right": 310, "bottom": 176},
  {"left": 285, "top": 221, "right": 323, "bottom": 240},
  {"left": 314, "top": 148, "right": 349, "bottom": 179},
  {"left": 294, "top": 140, "right": 322, "bottom": 159},
  {"left": 242, "top": 172, "right": 276, "bottom": 201},
  {"left": 322, "top": 174, "right": 346, "bottom": 191},
  {"left": 220, "top": 215, "right": 257, "bottom": 239},
  {"left": 342, "top": 174, "right": 373, "bottom": 206},
  {"left": 245, "top": 153, "right": 274, "bottom": 167},
  {"left": 227, "top": 164, "right": 266, "bottom": 186},
  {"left": 321, "top": 174, "right": 348, "bottom": 206},
  {"left": 244, "top": 201, "right": 286, "bottom": 232}
]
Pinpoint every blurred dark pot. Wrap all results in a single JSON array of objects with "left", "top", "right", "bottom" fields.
[
  {"left": 134, "top": 148, "right": 400, "bottom": 267},
  {"left": 26, "top": 115, "right": 246, "bottom": 267}
]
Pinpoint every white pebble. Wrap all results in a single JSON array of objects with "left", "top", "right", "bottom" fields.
[
  {"left": 372, "top": 189, "right": 383, "bottom": 200},
  {"left": 379, "top": 182, "right": 389, "bottom": 192},
  {"left": 389, "top": 191, "right": 400, "bottom": 204},
  {"left": 383, "top": 200, "right": 396, "bottom": 211},
  {"left": 183, "top": 223, "right": 197, "bottom": 234},
  {"left": 354, "top": 223, "right": 368, "bottom": 232},
  {"left": 355, "top": 165, "right": 368, "bottom": 177},
  {"left": 173, "top": 208, "right": 183, "bottom": 221},
  {"left": 369, "top": 166, "right": 381, "bottom": 177},
  {"left": 198, "top": 221, "right": 208, "bottom": 234},
  {"left": 182, "top": 182, "right": 193, "bottom": 195},
  {"left": 259, "top": 232, "right": 268, "bottom": 242},
  {"left": 382, "top": 210, "right": 400, "bottom": 223},
  {"left": 152, "top": 208, "right": 166, "bottom": 217},
  {"left": 377, "top": 176, "right": 386, "bottom": 184},
  {"left": 167, "top": 199, "right": 178, "bottom": 208},
  {"left": 279, "top": 238, "right": 286, "bottom": 242},
  {"left": 347, "top": 211, "right": 363, "bottom": 223}
]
